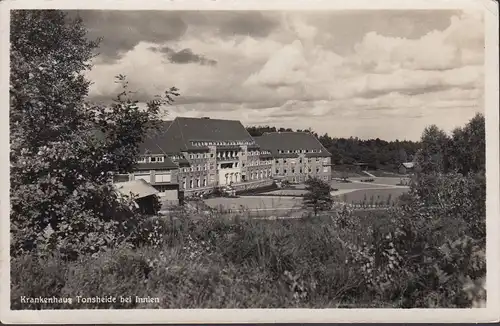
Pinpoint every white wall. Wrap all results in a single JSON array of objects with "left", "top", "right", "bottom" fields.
[{"left": 218, "top": 167, "right": 242, "bottom": 186}]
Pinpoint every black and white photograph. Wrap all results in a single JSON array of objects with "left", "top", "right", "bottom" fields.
[{"left": 1, "top": 0, "right": 499, "bottom": 323}]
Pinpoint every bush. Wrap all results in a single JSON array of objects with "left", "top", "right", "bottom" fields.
[{"left": 11, "top": 253, "right": 69, "bottom": 309}]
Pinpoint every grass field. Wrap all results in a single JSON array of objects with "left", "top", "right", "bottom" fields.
[
  {"left": 261, "top": 189, "right": 309, "bottom": 196},
  {"left": 205, "top": 196, "right": 302, "bottom": 210},
  {"left": 204, "top": 177, "right": 410, "bottom": 212},
  {"left": 331, "top": 181, "right": 387, "bottom": 190},
  {"left": 334, "top": 188, "right": 408, "bottom": 204},
  {"left": 366, "top": 170, "right": 406, "bottom": 177},
  {"left": 345, "top": 177, "right": 410, "bottom": 186}
]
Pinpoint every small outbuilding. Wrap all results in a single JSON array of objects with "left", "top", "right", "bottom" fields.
[
  {"left": 114, "top": 179, "right": 160, "bottom": 215},
  {"left": 399, "top": 162, "right": 415, "bottom": 175}
]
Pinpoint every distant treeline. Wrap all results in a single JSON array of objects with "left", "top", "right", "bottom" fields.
[{"left": 246, "top": 126, "right": 421, "bottom": 170}]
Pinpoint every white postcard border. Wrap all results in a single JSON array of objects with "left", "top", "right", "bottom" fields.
[{"left": 0, "top": 0, "right": 498, "bottom": 323}]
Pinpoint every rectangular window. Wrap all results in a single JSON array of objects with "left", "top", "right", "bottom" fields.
[
  {"left": 276, "top": 169, "right": 279, "bottom": 174},
  {"left": 137, "top": 157, "right": 147, "bottom": 163},
  {"left": 275, "top": 160, "right": 279, "bottom": 164},
  {"left": 284, "top": 169, "right": 287, "bottom": 174},
  {"left": 155, "top": 174, "right": 171, "bottom": 183},
  {"left": 150, "top": 157, "right": 157, "bottom": 163}
]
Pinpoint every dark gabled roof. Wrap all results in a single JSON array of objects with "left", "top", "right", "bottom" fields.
[
  {"left": 216, "top": 145, "right": 241, "bottom": 151},
  {"left": 134, "top": 159, "right": 178, "bottom": 171},
  {"left": 280, "top": 153, "right": 300, "bottom": 158},
  {"left": 139, "top": 117, "right": 261, "bottom": 155},
  {"left": 139, "top": 120, "right": 180, "bottom": 154},
  {"left": 254, "top": 132, "right": 331, "bottom": 158},
  {"left": 305, "top": 152, "right": 331, "bottom": 158},
  {"left": 172, "top": 117, "right": 255, "bottom": 150}
]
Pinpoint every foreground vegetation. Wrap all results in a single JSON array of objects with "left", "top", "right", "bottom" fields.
[
  {"left": 11, "top": 173, "right": 486, "bottom": 309},
  {"left": 10, "top": 10, "right": 486, "bottom": 310}
]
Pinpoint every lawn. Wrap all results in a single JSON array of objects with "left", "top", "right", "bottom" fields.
[
  {"left": 366, "top": 170, "right": 406, "bottom": 177},
  {"left": 330, "top": 181, "right": 389, "bottom": 190},
  {"left": 334, "top": 188, "right": 409, "bottom": 204},
  {"left": 205, "top": 196, "right": 302, "bottom": 211},
  {"left": 261, "top": 189, "right": 309, "bottom": 196}
]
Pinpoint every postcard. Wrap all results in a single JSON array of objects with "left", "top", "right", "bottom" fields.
[{"left": 1, "top": 0, "right": 499, "bottom": 323}]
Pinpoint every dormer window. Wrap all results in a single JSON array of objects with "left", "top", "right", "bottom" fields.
[
  {"left": 149, "top": 156, "right": 164, "bottom": 163},
  {"left": 137, "top": 157, "right": 147, "bottom": 163}
]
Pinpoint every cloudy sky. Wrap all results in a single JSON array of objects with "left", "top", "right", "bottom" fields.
[{"left": 78, "top": 10, "right": 484, "bottom": 141}]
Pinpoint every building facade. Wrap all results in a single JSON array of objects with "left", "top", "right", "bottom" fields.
[
  {"left": 254, "top": 132, "right": 332, "bottom": 183},
  {"left": 126, "top": 117, "right": 332, "bottom": 197}
]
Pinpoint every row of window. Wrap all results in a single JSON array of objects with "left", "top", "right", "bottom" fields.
[
  {"left": 182, "top": 164, "right": 214, "bottom": 172},
  {"left": 278, "top": 149, "right": 321, "bottom": 154},
  {"left": 187, "top": 151, "right": 260, "bottom": 160},
  {"left": 190, "top": 153, "right": 213, "bottom": 159},
  {"left": 276, "top": 167, "right": 329, "bottom": 174},
  {"left": 247, "top": 160, "right": 272, "bottom": 166},
  {"left": 137, "top": 153, "right": 329, "bottom": 165},
  {"left": 276, "top": 157, "right": 329, "bottom": 164},
  {"left": 190, "top": 140, "right": 256, "bottom": 147},
  {"left": 182, "top": 178, "right": 208, "bottom": 190},
  {"left": 249, "top": 170, "right": 271, "bottom": 180},
  {"left": 137, "top": 156, "right": 165, "bottom": 164}
]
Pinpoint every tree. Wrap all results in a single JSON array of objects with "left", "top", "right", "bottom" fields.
[
  {"left": 448, "top": 113, "right": 485, "bottom": 175},
  {"left": 399, "top": 148, "right": 408, "bottom": 163},
  {"left": 302, "top": 177, "right": 334, "bottom": 216},
  {"left": 414, "top": 125, "right": 450, "bottom": 174},
  {"left": 10, "top": 10, "right": 179, "bottom": 258}
]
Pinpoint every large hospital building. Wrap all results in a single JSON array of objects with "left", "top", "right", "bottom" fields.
[{"left": 121, "top": 117, "right": 332, "bottom": 197}]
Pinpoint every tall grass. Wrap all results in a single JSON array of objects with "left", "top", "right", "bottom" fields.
[{"left": 11, "top": 195, "right": 485, "bottom": 309}]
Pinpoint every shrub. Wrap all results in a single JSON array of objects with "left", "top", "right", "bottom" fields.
[
  {"left": 11, "top": 253, "right": 69, "bottom": 309},
  {"left": 60, "top": 246, "right": 151, "bottom": 309}
]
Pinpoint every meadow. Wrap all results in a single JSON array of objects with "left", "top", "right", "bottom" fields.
[
  {"left": 202, "top": 177, "right": 410, "bottom": 217},
  {"left": 11, "top": 197, "right": 484, "bottom": 309},
  {"left": 335, "top": 188, "right": 408, "bottom": 205}
]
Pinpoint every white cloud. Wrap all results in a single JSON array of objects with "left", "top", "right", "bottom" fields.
[{"left": 87, "top": 10, "right": 484, "bottom": 140}]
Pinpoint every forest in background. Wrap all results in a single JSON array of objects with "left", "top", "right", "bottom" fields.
[{"left": 247, "top": 126, "right": 421, "bottom": 169}]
